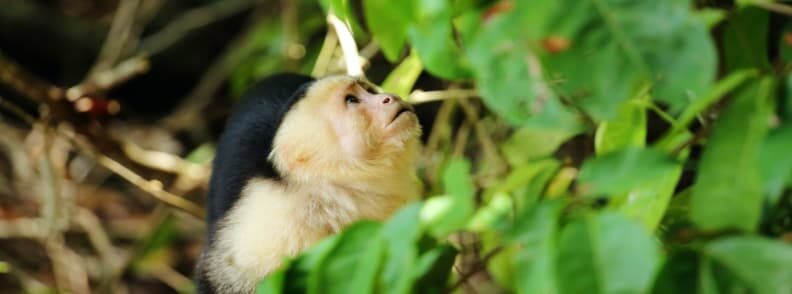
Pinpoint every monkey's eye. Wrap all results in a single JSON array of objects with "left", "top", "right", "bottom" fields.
[{"left": 345, "top": 94, "right": 360, "bottom": 104}]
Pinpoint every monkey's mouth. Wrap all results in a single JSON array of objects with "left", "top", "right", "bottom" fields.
[{"left": 391, "top": 107, "right": 413, "bottom": 123}]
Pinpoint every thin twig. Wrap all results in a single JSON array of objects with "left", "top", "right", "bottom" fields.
[
  {"left": 139, "top": 0, "right": 259, "bottom": 55},
  {"left": 160, "top": 6, "right": 269, "bottom": 131},
  {"left": 0, "top": 55, "right": 62, "bottom": 102},
  {"left": 410, "top": 89, "right": 478, "bottom": 104},
  {"left": 448, "top": 246, "right": 504, "bottom": 291},
  {"left": 754, "top": 1, "right": 792, "bottom": 15},
  {"left": 66, "top": 56, "right": 150, "bottom": 101},
  {"left": 312, "top": 29, "right": 339, "bottom": 77},
  {"left": 86, "top": 0, "right": 143, "bottom": 78}
]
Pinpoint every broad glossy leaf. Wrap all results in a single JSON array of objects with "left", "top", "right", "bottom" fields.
[
  {"left": 556, "top": 213, "right": 660, "bottom": 294},
  {"left": 380, "top": 204, "right": 423, "bottom": 294},
  {"left": 759, "top": 124, "right": 792, "bottom": 204},
  {"left": 502, "top": 125, "right": 580, "bottom": 165},
  {"left": 407, "top": 0, "right": 470, "bottom": 79},
  {"left": 615, "top": 165, "right": 683, "bottom": 231},
  {"left": 363, "top": 0, "right": 409, "bottom": 61},
  {"left": 509, "top": 201, "right": 562, "bottom": 294},
  {"left": 704, "top": 236, "right": 792, "bottom": 293},
  {"left": 421, "top": 158, "right": 475, "bottom": 237},
  {"left": 544, "top": 0, "right": 716, "bottom": 118},
  {"left": 594, "top": 100, "right": 647, "bottom": 155},
  {"left": 465, "top": 0, "right": 581, "bottom": 128},
  {"left": 578, "top": 148, "right": 678, "bottom": 197},
  {"left": 690, "top": 78, "right": 774, "bottom": 232},
  {"left": 722, "top": 7, "right": 771, "bottom": 72},
  {"left": 312, "top": 221, "right": 383, "bottom": 294},
  {"left": 485, "top": 158, "right": 560, "bottom": 209}
]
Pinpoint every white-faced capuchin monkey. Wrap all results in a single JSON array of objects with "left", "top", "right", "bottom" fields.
[{"left": 195, "top": 73, "right": 422, "bottom": 293}]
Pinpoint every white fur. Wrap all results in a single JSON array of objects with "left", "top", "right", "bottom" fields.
[{"left": 203, "top": 76, "right": 422, "bottom": 293}]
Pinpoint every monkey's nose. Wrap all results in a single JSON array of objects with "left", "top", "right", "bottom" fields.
[{"left": 381, "top": 95, "right": 400, "bottom": 104}]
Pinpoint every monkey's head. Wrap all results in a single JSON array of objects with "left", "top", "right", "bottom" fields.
[{"left": 270, "top": 76, "right": 421, "bottom": 184}]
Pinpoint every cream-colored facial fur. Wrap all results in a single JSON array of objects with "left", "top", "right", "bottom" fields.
[{"left": 205, "top": 76, "right": 421, "bottom": 294}]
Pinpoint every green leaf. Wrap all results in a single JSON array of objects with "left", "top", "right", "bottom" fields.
[
  {"left": 381, "top": 52, "right": 423, "bottom": 99},
  {"left": 407, "top": 0, "right": 471, "bottom": 79},
  {"left": 257, "top": 266, "right": 288, "bottom": 294},
  {"left": 651, "top": 249, "right": 701, "bottom": 294},
  {"left": 704, "top": 236, "right": 792, "bottom": 293},
  {"left": 411, "top": 244, "right": 457, "bottom": 293},
  {"left": 502, "top": 125, "right": 580, "bottom": 165},
  {"left": 544, "top": 0, "right": 716, "bottom": 118},
  {"left": 690, "top": 78, "right": 775, "bottom": 232},
  {"left": 614, "top": 165, "right": 683, "bottom": 231},
  {"left": 311, "top": 221, "right": 383, "bottom": 294},
  {"left": 380, "top": 204, "right": 423, "bottom": 294},
  {"left": 594, "top": 99, "right": 647, "bottom": 155},
  {"left": 468, "top": 193, "right": 512, "bottom": 232},
  {"left": 667, "top": 69, "right": 759, "bottom": 135},
  {"left": 722, "top": 7, "right": 771, "bottom": 72},
  {"left": 760, "top": 124, "right": 792, "bottom": 204},
  {"left": 363, "top": 0, "right": 409, "bottom": 61},
  {"left": 578, "top": 148, "right": 678, "bottom": 197},
  {"left": 556, "top": 212, "right": 660, "bottom": 294},
  {"left": 185, "top": 143, "right": 216, "bottom": 164},
  {"left": 465, "top": 0, "right": 581, "bottom": 128},
  {"left": 485, "top": 158, "right": 560, "bottom": 210},
  {"left": 510, "top": 201, "right": 562, "bottom": 294},
  {"left": 421, "top": 158, "right": 475, "bottom": 237},
  {"left": 695, "top": 8, "right": 727, "bottom": 29}
]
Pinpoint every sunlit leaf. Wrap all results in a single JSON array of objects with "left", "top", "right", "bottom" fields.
[
  {"left": 421, "top": 158, "right": 475, "bottom": 237},
  {"left": 382, "top": 52, "right": 423, "bottom": 99}
]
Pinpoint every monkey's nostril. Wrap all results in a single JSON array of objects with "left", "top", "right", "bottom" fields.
[{"left": 382, "top": 97, "right": 392, "bottom": 104}]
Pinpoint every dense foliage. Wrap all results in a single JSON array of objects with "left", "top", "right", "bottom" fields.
[{"left": 254, "top": 0, "right": 792, "bottom": 293}]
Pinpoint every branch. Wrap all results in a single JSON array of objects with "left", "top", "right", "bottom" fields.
[
  {"left": 409, "top": 89, "right": 478, "bottom": 104},
  {"left": 327, "top": 13, "right": 363, "bottom": 77},
  {"left": 754, "top": 1, "right": 792, "bottom": 16},
  {"left": 139, "top": 0, "right": 259, "bottom": 55},
  {"left": 86, "top": 0, "right": 143, "bottom": 78},
  {"left": 66, "top": 56, "right": 150, "bottom": 101}
]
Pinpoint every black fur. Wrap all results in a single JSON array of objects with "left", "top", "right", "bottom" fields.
[{"left": 197, "top": 73, "right": 313, "bottom": 294}]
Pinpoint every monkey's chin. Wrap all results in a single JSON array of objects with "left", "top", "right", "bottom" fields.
[{"left": 385, "top": 115, "right": 420, "bottom": 143}]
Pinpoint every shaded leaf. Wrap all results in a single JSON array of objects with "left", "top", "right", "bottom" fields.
[
  {"left": 556, "top": 213, "right": 660, "bottom": 294},
  {"left": 578, "top": 148, "right": 678, "bottom": 197},
  {"left": 690, "top": 78, "right": 774, "bottom": 232}
]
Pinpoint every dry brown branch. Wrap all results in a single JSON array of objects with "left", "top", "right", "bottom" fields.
[
  {"left": 0, "top": 55, "right": 62, "bottom": 102},
  {"left": 754, "top": 1, "right": 792, "bottom": 15},
  {"left": 86, "top": 0, "right": 143, "bottom": 78},
  {"left": 458, "top": 99, "right": 507, "bottom": 179},
  {"left": 312, "top": 29, "right": 339, "bottom": 77},
  {"left": 92, "top": 152, "right": 205, "bottom": 218},
  {"left": 160, "top": 5, "right": 270, "bottom": 132},
  {"left": 67, "top": 56, "right": 150, "bottom": 101},
  {"left": 139, "top": 0, "right": 260, "bottom": 55},
  {"left": 0, "top": 218, "right": 49, "bottom": 239},
  {"left": 1, "top": 95, "right": 205, "bottom": 218},
  {"left": 45, "top": 238, "right": 91, "bottom": 294}
]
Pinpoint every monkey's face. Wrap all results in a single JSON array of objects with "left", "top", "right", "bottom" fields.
[{"left": 271, "top": 76, "right": 421, "bottom": 183}]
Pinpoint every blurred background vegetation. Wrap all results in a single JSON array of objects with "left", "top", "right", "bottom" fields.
[{"left": 0, "top": 0, "right": 791, "bottom": 293}]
